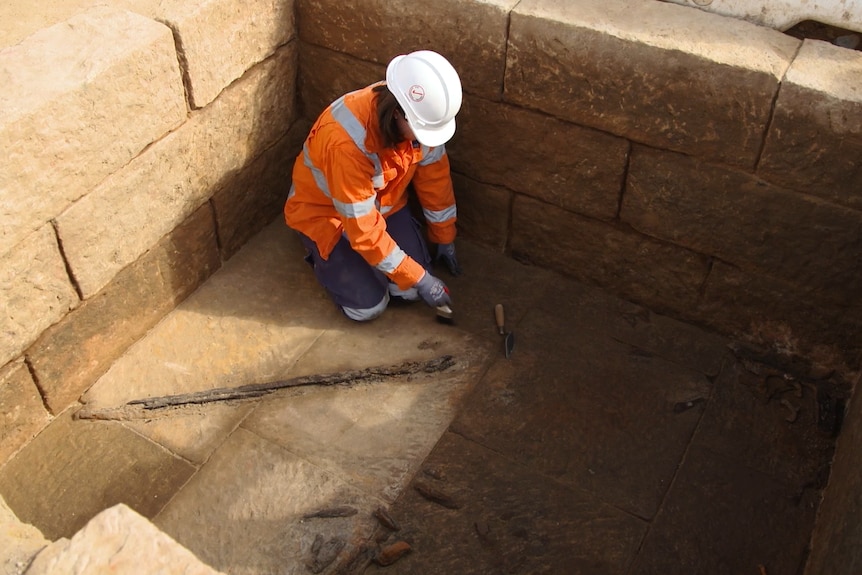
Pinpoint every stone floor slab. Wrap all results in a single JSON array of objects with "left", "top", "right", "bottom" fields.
[
  {"left": 0, "top": 409, "right": 195, "bottom": 541},
  {"left": 694, "top": 356, "right": 835, "bottom": 487},
  {"left": 154, "top": 427, "right": 381, "bottom": 575},
  {"left": 364, "top": 431, "right": 647, "bottom": 575},
  {"left": 243, "top": 346, "right": 490, "bottom": 503},
  {"left": 451, "top": 304, "right": 714, "bottom": 520},
  {"left": 630, "top": 445, "right": 818, "bottom": 575},
  {"left": 80, "top": 222, "right": 335, "bottom": 464}
]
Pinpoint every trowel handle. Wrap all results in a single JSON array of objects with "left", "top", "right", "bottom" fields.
[{"left": 494, "top": 304, "right": 505, "bottom": 335}]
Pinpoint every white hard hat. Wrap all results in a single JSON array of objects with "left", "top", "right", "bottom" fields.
[{"left": 386, "top": 50, "right": 462, "bottom": 147}]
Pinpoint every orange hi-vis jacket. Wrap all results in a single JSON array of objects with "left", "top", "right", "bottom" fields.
[{"left": 284, "top": 82, "right": 457, "bottom": 291}]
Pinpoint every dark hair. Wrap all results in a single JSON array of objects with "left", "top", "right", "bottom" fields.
[{"left": 374, "top": 84, "right": 404, "bottom": 148}]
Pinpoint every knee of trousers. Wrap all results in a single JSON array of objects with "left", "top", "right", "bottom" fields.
[
  {"left": 388, "top": 283, "right": 420, "bottom": 301},
  {"left": 341, "top": 292, "right": 390, "bottom": 322}
]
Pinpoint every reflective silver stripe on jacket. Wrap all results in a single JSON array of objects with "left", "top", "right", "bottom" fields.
[
  {"left": 423, "top": 204, "right": 457, "bottom": 224},
  {"left": 377, "top": 245, "right": 407, "bottom": 273},
  {"left": 330, "top": 96, "right": 384, "bottom": 188},
  {"left": 297, "top": 93, "right": 405, "bottom": 274},
  {"left": 418, "top": 143, "right": 445, "bottom": 166}
]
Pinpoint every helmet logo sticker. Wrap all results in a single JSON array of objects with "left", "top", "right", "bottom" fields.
[{"left": 408, "top": 85, "right": 425, "bottom": 102}]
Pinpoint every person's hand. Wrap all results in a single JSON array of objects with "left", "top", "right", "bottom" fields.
[
  {"left": 414, "top": 272, "right": 452, "bottom": 307},
  {"left": 436, "top": 242, "right": 462, "bottom": 277}
]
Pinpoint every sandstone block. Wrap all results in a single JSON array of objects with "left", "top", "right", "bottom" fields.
[
  {"left": 154, "top": 0, "right": 296, "bottom": 109},
  {"left": 56, "top": 44, "right": 297, "bottom": 297},
  {"left": 213, "top": 126, "right": 303, "bottom": 260},
  {"left": 1, "top": 494, "right": 49, "bottom": 575},
  {"left": 804, "top": 369, "right": 862, "bottom": 575},
  {"left": 698, "top": 261, "right": 862, "bottom": 377},
  {"left": 0, "top": 360, "right": 50, "bottom": 466},
  {"left": 451, "top": 172, "right": 510, "bottom": 252},
  {"left": 623, "top": 146, "right": 862, "bottom": 305},
  {"left": 28, "top": 206, "right": 219, "bottom": 415},
  {"left": 510, "top": 194, "right": 709, "bottom": 312},
  {"left": 27, "top": 504, "right": 224, "bottom": 575},
  {"left": 299, "top": 44, "right": 385, "bottom": 120},
  {"left": 0, "top": 226, "right": 78, "bottom": 367},
  {"left": 759, "top": 40, "right": 862, "bottom": 211},
  {"left": 448, "top": 97, "right": 627, "bottom": 221},
  {"left": 0, "top": 6, "right": 186, "bottom": 257},
  {"left": 298, "top": 0, "right": 515, "bottom": 100},
  {"left": 0, "top": 410, "right": 196, "bottom": 541},
  {"left": 506, "top": 0, "right": 798, "bottom": 169}
]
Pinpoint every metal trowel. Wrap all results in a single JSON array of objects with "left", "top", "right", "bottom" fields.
[{"left": 494, "top": 303, "right": 515, "bottom": 359}]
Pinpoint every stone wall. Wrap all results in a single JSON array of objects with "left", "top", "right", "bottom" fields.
[
  {"left": 1, "top": 1, "right": 301, "bottom": 463},
  {"left": 1, "top": 0, "right": 861, "bottom": 569},
  {"left": 298, "top": 0, "right": 861, "bottom": 379}
]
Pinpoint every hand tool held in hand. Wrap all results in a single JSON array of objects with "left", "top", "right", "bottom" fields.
[{"left": 494, "top": 303, "right": 515, "bottom": 359}]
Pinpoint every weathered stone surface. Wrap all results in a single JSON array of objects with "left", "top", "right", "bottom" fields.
[
  {"left": 213, "top": 123, "right": 305, "bottom": 260},
  {"left": 623, "top": 146, "right": 862, "bottom": 306},
  {"left": 0, "top": 6, "right": 186, "bottom": 257},
  {"left": 27, "top": 504, "right": 224, "bottom": 575},
  {"left": 0, "top": 225, "right": 77, "bottom": 367},
  {"left": 154, "top": 428, "right": 379, "bottom": 575},
  {"left": 506, "top": 0, "right": 798, "bottom": 168},
  {"left": 365, "top": 432, "right": 647, "bottom": 575},
  {"left": 805, "top": 371, "right": 862, "bottom": 575},
  {"left": 28, "top": 205, "right": 220, "bottom": 415},
  {"left": 298, "top": 0, "right": 515, "bottom": 101},
  {"left": 0, "top": 361, "right": 49, "bottom": 467},
  {"left": 759, "top": 40, "right": 862, "bottom": 211},
  {"left": 447, "top": 97, "right": 627, "bottom": 221},
  {"left": 698, "top": 260, "right": 862, "bottom": 377},
  {"left": 452, "top": 304, "right": 713, "bottom": 520},
  {"left": 511, "top": 194, "right": 709, "bottom": 314},
  {"left": 154, "top": 0, "right": 296, "bottom": 109},
  {"left": 78, "top": 222, "right": 332, "bottom": 464},
  {"left": 57, "top": 43, "right": 298, "bottom": 297},
  {"left": 244, "top": 322, "right": 491, "bottom": 502},
  {"left": 693, "top": 355, "right": 837, "bottom": 489},
  {"left": 630, "top": 445, "right": 818, "bottom": 575},
  {"left": 1, "top": 494, "right": 48, "bottom": 575},
  {"left": 299, "top": 43, "right": 385, "bottom": 120},
  {"left": 450, "top": 172, "right": 510, "bottom": 252},
  {"left": 0, "top": 409, "right": 196, "bottom": 541}
]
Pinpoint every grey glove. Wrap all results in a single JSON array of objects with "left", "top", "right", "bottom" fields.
[
  {"left": 414, "top": 272, "right": 451, "bottom": 308},
  {"left": 436, "top": 242, "right": 462, "bottom": 277}
]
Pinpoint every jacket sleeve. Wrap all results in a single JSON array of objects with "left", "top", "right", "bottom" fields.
[
  {"left": 325, "top": 144, "right": 426, "bottom": 290},
  {"left": 411, "top": 146, "right": 457, "bottom": 245}
]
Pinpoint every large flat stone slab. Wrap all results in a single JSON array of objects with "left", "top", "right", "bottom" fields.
[
  {"left": 365, "top": 432, "right": 647, "bottom": 574},
  {"left": 452, "top": 304, "right": 714, "bottom": 520},
  {"left": 0, "top": 410, "right": 195, "bottom": 541},
  {"left": 244, "top": 327, "right": 491, "bottom": 502},
  {"left": 154, "top": 427, "right": 381, "bottom": 575},
  {"left": 630, "top": 445, "right": 817, "bottom": 575},
  {"left": 80, "top": 222, "right": 334, "bottom": 464}
]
